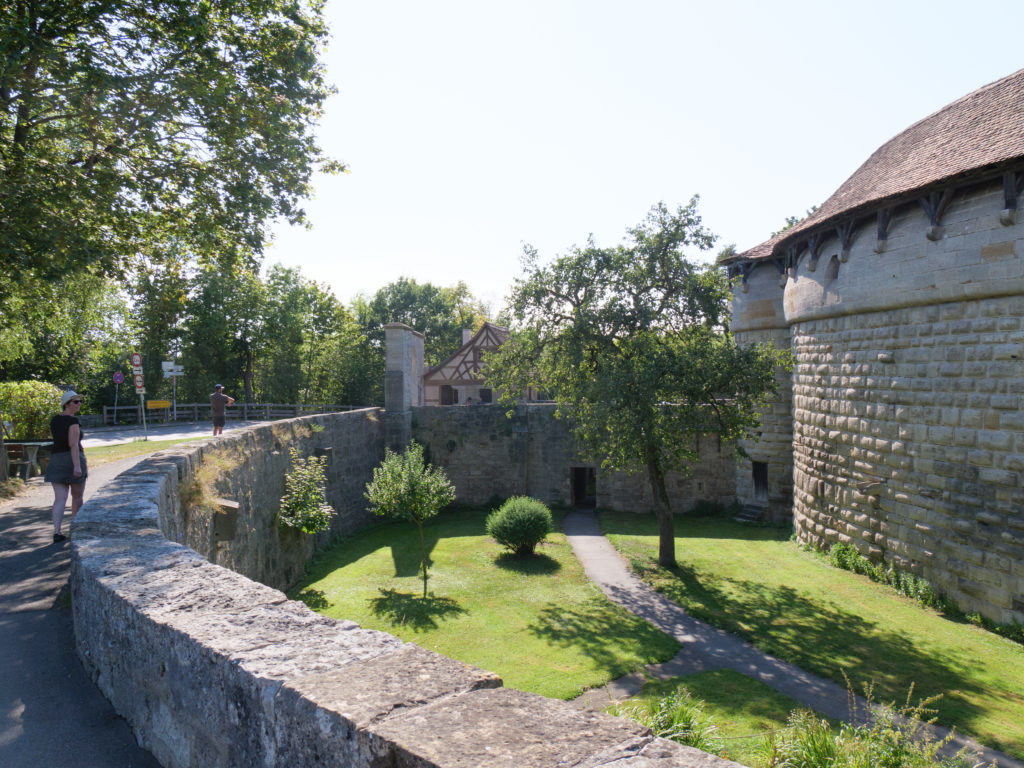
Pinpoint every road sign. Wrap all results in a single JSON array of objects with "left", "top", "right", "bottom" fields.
[
  {"left": 134, "top": 373, "right": 145, "bottom": 394},
  {"left": 147, "top": 400, "right": 171, "bottom": 409},
  {"left": 130, "top": 352, "right": 142, "bottom": 368},
  {"left": 163, "top": 364, "right": 184, "bottom": 379},
  {"left": 113, "top": 371, "right": 125, "bottom": 385}
]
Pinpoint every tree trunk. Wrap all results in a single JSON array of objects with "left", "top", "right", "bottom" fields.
[
  {"left": 0, "top": 435, "right": 8, "bottom": 483},
  {"left": 645, "top": 447, "right": 676, "bottom": 568},
  {"left": 243, "top": 349, "right": 256, "bottom": 403}
]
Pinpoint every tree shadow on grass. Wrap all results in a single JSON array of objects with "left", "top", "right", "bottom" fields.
[
  {"left": 294, "top": 588, "right": 331, "bottom": 611},
  {"left": 526, "top": 599, "right": 679, "bottom": 679},
  {"left": 367, "top": 588, "right": 467, "bottom": 631},
  {"left": 493, "top": 552, "right": 561, "bottom": 575},
  {"left": 648, "top": 560, "right": 1007, "bottom": 746}
]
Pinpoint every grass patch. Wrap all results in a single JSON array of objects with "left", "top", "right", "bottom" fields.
[
  {"left": 85, "top": 436, "right": 206, "bottom": 466},
  {"left": 616, "top": 670, "right": 821, "bottom": 767},
  {"left": 289, "top": 506, "right": 680, "bottom": 700},
  {"left": 0, "top": 476, "right": 26, "bottom": 501},
  {"left": 600, "top": 511, "right": 1024, "bottom": 760}
]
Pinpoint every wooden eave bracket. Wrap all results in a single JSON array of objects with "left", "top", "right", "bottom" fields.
[
  {"left": 836, "top": 221, "right": 855, "bottom": 262},
  {"left": 919, "top": 187, "right": 953, "bottom": 240},
  {"left": 874, "top": 208, "right": 893, "bottom": 253},
  {"left": 1000, "top": 171, "right": 1024, "bottom": 226},
  {"left": 805, "top": 233, "right": 827, "bottom": 272},
  {"left": 727, "top": 261, "right": 756, "bottom": 293},
  {"left": 778, "top": 253, "right": 795, "bottom": 286}
]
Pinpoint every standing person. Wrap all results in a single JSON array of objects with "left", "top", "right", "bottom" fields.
[
  {"left": 44, "top": 390, "right": 87, "bottom": 543},
  {"left": 210, "top": 384, "right": 235, "bottom": 436}
]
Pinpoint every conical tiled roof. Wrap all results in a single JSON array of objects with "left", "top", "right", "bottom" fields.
[{"left": 735, "top": 68, "right": 1024, "bottom": 261}]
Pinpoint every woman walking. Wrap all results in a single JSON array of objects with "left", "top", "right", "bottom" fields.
[{"left": 44, "top": 391, "right": 87, "bottom": 543}]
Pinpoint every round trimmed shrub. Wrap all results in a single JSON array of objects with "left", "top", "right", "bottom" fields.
[{"left": 486, "top": 496, "right": 553, "bottom": 556}]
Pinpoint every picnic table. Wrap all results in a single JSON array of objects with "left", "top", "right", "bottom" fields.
[{"left": 4, "top": 441, "right": 52, "bottom": 480}]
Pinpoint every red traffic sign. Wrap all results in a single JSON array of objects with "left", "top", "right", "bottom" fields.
[
  {"left": 133, "top": 373, "right": 145, "bottom": 389},
  {"left": 113, "top": 371, "right": 125, "bottom": 385},
  {"left": 130, "top": 352, "right": 142, "bottom": 368}
]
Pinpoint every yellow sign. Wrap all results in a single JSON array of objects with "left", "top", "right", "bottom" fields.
[{"left": 147, "top": 400, "right": 172, "bottom": 409}]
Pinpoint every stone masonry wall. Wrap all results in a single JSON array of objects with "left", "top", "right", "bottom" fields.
[
  {"left": 162, "top": 410, "right": 385, "bottom": 591},
  {"left": 731, "top": 263, "right": 794, "bottom": 520},
  {"left": 784, "top": 180, "right": 1024, "bottom": 624},
  {"left": 411, "top": 403, "right": 736, "bottom": 513},
  {"left": 70, "top": 411, "right": 741, "bottom": 768}
]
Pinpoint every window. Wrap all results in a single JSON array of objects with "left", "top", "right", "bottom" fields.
[{"left": 441, "top": 385, "right": 456, "bottom": 405}]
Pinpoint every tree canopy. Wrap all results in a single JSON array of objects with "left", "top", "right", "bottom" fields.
[
  {"left": 0, "top": 0, "right": 339, "bottom": 299},
  {"left": 486, "top": 199, "right": 789, "bottom": 567},
  {"left": 352, "top": 277, "right": 490, "bottom": 367}
]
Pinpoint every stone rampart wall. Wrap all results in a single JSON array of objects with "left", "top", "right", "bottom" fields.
[
  {"left": 71, "top": 410, "right": 739, "bottom": 767},
  {"left": 411, "top": 403, "right": 736, "bottom": 513},
  {"left": 783, "top": 181, "right": 1024, "bottom": 623},
  {"left": 161, "top": 412, "right": 385, "bottom": 591}
]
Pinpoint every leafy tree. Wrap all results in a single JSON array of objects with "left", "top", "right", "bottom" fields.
[
  {"left": 770, "top": 205, "right": 820, "bottom": 238},
  {"left": 0, "top": 274, "right": 133, "bottom": 409},
  {"left": 129, "top": 256, "right": 191, "bottom": 400},
  {"left": 179, "top": 265, "right": 267, "bottom": 402},
  {"left": 486, "top": 200, "right": 788, "bottom": 567},
  {"left": 365, "top": 441, "right": 455, "bottom": 598},
  {"left": 352, "top": 277, "right": 490, "bottom": 366},
  {"left": 0, "top": 0, "right": 340, "bottom": 301}
]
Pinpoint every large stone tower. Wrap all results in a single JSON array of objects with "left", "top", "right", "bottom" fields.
[{"left": 724, "top": 69, "right": 1024, "bottom": 624}]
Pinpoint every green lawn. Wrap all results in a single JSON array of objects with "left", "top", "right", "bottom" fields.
[
  {"left": 86, "top": 436, "right": 206, "bottom": 466},
  {"left": 289, "top": 506, "right": 680, "bottom": 700},
  {"left": 600, "top": 511, "right": 1024, "bottom": 761},
  {"left": 621, "top": 670, "right": 817, "bottom": 768}
]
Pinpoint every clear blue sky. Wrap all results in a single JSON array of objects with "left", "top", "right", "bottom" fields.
[{"left": 265, "top": 0, "right": 1024, "bottom": 313}]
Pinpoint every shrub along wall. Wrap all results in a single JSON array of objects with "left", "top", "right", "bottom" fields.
[{"left": 70, "top": 410, "right": 740, "bottom": 768}]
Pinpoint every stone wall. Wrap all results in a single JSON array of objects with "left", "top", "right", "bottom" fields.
[
  {"left": 411, "top": 403, "right": 737, "bottom": 513},
  {"left": 731, "top": 262, "right": 794, "bottom": 520},
  {"left": 782, "top": 179, "right": 1024, "bottom": 624},
  {"left": 70, "top": 411, "right": 741, "bottom": 768},
  {"left": 160, "top": 411, "right": 385, "bottom": 591}
]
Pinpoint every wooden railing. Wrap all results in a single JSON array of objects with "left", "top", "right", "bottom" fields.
[{"left": 101, "top": 402, "right": 359, "bottom": 426}]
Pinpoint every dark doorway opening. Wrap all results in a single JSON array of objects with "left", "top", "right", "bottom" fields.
[
  {"left": 752, "top": 461, "right": 768, "bottom": 501},
  {"left": 571, "top": 467, "right": 597, "bottom": 508}
]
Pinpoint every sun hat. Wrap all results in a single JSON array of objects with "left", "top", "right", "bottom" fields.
[{"left": 61, "top": 390, "right": 80, "bottom": 408}]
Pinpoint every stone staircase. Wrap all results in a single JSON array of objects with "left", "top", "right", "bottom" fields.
[{"left": 734, "top": 501, "right": 766, "bottom": 523}]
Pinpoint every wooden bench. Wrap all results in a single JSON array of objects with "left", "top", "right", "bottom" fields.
[{"left": 4, "top": 444, "right": 32, "bottom": 480}]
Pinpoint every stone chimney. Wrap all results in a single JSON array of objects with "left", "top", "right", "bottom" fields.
[{"left": 383, "top": 322, "right": 425, "bottom": 449}]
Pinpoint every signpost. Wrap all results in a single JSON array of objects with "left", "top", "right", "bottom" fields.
[
  {"left": 112, "top": 371, "right": 124, "bottom": 424},
  {"left": 162, "top": 361, "right": 185, "bottom": 420},
  {"left": 130, "top": 352, "right": 147, "bottom": 439}
]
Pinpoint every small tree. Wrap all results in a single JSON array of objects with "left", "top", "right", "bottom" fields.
[
  {"left": 365, "top": 441, "right": 455, "bottom": 597},
  {"left": 278, "top": 448, "right": 335, "bottom": 535},
  {"left": 486, "top": 199, "right": 789, "bottom": 568}
]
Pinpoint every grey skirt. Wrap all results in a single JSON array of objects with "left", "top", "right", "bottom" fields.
[{"left": 44, "top": 451, "right": 88, "bottom": 484}]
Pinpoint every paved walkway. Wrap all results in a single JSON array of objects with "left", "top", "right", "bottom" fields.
[
  {"left": 0, "top": 457, "right": 162, "bottom": 768},
  {"left": 562, "top": 508, "right": 1022, "bottom": 768}
]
